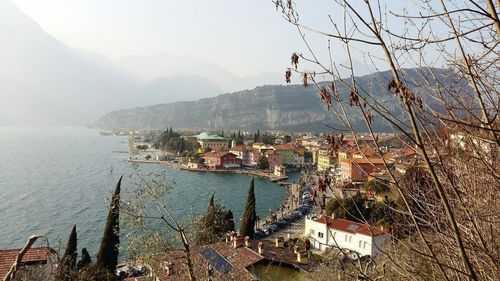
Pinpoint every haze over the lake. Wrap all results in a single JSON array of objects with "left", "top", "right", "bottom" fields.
[{"left": 1, "top": 0, "right": 393, "bottom": 126}]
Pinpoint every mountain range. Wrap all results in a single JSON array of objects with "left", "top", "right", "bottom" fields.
[
  {"left": 94, "top": 69, "right": 426, "bottom": 132},
  {"left": 0, "top": 0, "right": 283, "bottom": 126},
  {"left": 95, "top": 67, "right": 456, "bottom": 132}
]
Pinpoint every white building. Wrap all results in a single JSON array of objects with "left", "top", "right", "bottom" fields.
[{"left": 304, "top": 216, "right": 389, "bottom": 257}]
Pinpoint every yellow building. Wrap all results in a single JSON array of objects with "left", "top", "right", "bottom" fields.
[
  {"left": 338, "top": 148, "right": 356, "bottom": 161},
  {"left": 194, "top": 132, "right": 228, "bottom": 150},
  {"left": 317, "top": 149, "right": 337, "bottom": 171}
]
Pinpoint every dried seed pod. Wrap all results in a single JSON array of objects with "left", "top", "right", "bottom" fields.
[
  {"left": 366, "top": 111, "right": 373, "bottom": 126},
  {"left": 291, "top": 53, "right": 299, "bottom": 69},
  {"left": 349, "top": 89, "right": 360, "bottom": 106},
  {"left": 302, "top": 72, "right": 308, "bottom": 87},
  {"left": 319, "top": 86, "right": 332, "bottom": 109},
  {"left": 285, "top": 68, "right": 292, "bottom": 84}
]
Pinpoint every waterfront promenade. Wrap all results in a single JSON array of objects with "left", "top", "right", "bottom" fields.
[{"left": 127, "top": 158, "right": 288, "bottom": 181}]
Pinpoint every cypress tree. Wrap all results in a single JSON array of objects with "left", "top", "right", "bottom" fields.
[
  {"left": 77, "top": 248, "right": 92, "bottom": 270},
  {"left": 225, "top": 210, "right": 235, "bottom": 232},
  {"left": 56, "top": 225, "right": 78, "bottom": 280},
  {"left": 208, "top": 192, "right": 215, "bottom": 209},
  {"left": 239, "top": 178, "right": 257, "bottom": 238},
  {"left": 62, "top": 225, "right": 78, "bottom": 268},
  {"left": 96, "top": 176, "right": 121, "bottom": 272}
]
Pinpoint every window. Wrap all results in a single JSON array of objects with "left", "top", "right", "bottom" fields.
[
  {"left": 349, "top": 236, "right": 352, "bottom": 243},
  {"left": 310, "top": 229, "right": 315, "bottom": 235},
  {"left": 345, "top": 235, "right": 348, "bottom": 242},
  {"left": 359, "top": 241, "right": 362, "bottom": 248},
  {"left": 364, "top": 242, "right": 368, "bottom": 249},
  {"left": 318, "top": 232, "right": 324, "bottom": 238}
]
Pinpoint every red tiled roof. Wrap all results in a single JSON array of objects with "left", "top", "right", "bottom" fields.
[
  {"left": 273, "top": 144, "right": 295, "bottom": 151},
  {"left": 151, "top": 242, "right": 264, "bottom": 281},
  {"left": 314, "top": 217, "right": 388, "bottom": 237},
  {"left": 230, "top": 145, "right": 251, "bottom": 152},
  {"left": 402, "top": 147, "right": 418, "bottom": 157},
  {"left": 204, "top": 151, "right": 235, "bottom": 158},
  {"left": 357, "top": 148, "right": 375, "bottom": 156},
  {"left": 0, "top": 247, "right": 53, "bottom": 280},
  {"left": 352, "top": 157, "right": 386, "bottom": 165}
]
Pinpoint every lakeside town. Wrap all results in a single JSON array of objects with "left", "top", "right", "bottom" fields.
[
  {"left": 2, "top": 125, "right": 491, "bottom": 281},
  {"left": 0, "top": 128, "right": 418, "bottom": 280},
  {"left": 116, "top": 128, "right": 418, "bottom": 279},
  {"left": 2, "top": 0, "right": 498, "bottom": 279}
]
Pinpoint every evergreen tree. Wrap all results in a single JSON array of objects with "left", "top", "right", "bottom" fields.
[
  {"left": 62, "top": 225, "right": 78, "bottom": 268},
  {"left": 194, "top": 195, "right": 233, "bottom": 246},
  {"left": 208, "top": 192, "right": 215, "bottom": 209},
  {"left": 96, "top": 176, "right": 121, "bottom": 272},
  {"left": 56, "top": 225, "right": 78, "bottom": 280},
  {"left": 77, "top": 248, "right": 92, "bottom": 270},
  {"left": 224, "top": 210, "right": 235, "bottom": 232},
  {"left": 239, "top": 178, "right": 257, "bottom": 238}
]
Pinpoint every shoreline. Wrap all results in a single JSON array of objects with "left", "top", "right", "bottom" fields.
[{"left": 127, "top": 159, "right": 289, "bottom": 182}]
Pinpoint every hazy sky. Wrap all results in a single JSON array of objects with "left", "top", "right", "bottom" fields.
[
  {"left": 10, "top": 0, "right": 303, "bottom": 75},
  {"left": 9, "top": 0, "right": 407, "bottom": 76}
]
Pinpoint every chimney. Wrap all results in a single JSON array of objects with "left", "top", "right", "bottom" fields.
[
  {"left": 297, "top": 251, "right": 309, "bottom": 264},
  {"left": 244, "top": 236, "right": 251, "bottom": 247},
  {"left": 258, "top": 242, "right": 264, "bottom": 255},
  {"left": 275, "top": 237, "right": 285, "bottom": 248},
  {"left": 233, "top": 237, "right": 244, "bottom": 248},
  {"left": 230, "top": 231, "right": 237, "bottom": 241}
]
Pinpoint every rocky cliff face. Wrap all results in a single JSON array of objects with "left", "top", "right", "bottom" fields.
[{"left": 95, "top": 68, "right": 451, "bottom": 132}]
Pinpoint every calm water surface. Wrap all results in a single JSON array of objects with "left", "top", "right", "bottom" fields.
[{"left": 0, "top": 127, "right": 295, "bottom": 256}]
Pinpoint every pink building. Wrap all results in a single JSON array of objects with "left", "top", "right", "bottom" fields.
[{"left": 264, "top": 150, "right": 283, "bottom": 171}]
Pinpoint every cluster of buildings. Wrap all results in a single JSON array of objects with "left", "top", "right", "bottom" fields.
[
  {"left": 190, "top": 131, "right": 420, "bottom": 185},
  {"left": 307, "top": 141, "right": 419, "bottom": 185},
  {"left": 190, "top": 132, "right": 308, "bottom": 177}
]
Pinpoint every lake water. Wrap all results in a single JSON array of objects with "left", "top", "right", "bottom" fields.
[{"left": 0, "top": 126, "right": 294, "bottom": 256}]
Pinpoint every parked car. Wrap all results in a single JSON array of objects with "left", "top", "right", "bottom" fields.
[
  {"left": 275, "top": 220, "right": 290, "bottom": 228},
  {"left": 261, "top": 225, "right": 273, "bottom": 235},
  {"left": 269, "top": 224, "right": 279, "bottom": 232},
  {"left": 254, "top": 229, "right": 266, "bottom": 238}
]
